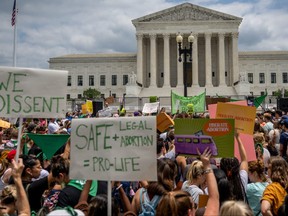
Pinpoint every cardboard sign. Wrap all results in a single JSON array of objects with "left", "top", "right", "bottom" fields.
[
  {"left": 70, "top": 116, "right": 157, "bottom": 181},
  {"left": 174, "top": 118, "right": 234, "bottom": 158},
  {"left": 0, "top": 66, "right": 68, "bottom": 118},
  {"left": 216, "top": 102, "right": 256, "bottom": 135},
  {"left": 142, "top": 102, "right": 159, "bottom": 114},
  {"left": 0, "top": 119, "right": 10, "bottom": 128},
  {"left": 157, "top": 112, "right": 174, "bottom": 133}
]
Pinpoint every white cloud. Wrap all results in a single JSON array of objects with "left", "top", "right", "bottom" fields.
[{"left": 0, "top": 0, "right": 287, "bottom": 68}]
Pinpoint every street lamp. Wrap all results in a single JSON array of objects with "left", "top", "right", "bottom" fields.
[{"left": 176, "top": 32, "right": 194, "bottom": 97}]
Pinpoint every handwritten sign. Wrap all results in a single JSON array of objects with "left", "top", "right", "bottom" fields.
[
  {"left": 142, "top": 102, "right": 159, "bottom": 114},
  {"left": 216, "top": 102, "right": 256, "bottom": 135},
  {"left": 70, "top": 116, "right": 157, "bottom": 181},
  {"left": 0, "top": 66, "right": 68, "bottom": 118}
]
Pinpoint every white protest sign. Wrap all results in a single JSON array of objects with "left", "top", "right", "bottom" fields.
[
  {"left": 0, "top": 66, "right": 68, "bottom": 118},
  {"left": 70, "top": 116, "right": 157, "bottom": 181},
  {"left": 142, "top": 102, "right": 159, "bottom": 114}
]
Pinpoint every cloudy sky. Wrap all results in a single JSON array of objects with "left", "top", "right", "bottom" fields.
[{"left": 0, "top": 0, "right": 287, "bottom": 69}]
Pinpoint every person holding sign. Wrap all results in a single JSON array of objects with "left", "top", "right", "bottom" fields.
[
  {"left": 220, "top": 133, "right": 248, "bottom": 203},
  {"left": 156, "top": 148, "right": 219, "bottom": 216}
]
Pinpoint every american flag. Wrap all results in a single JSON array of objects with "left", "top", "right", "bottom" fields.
[{"left": 11, "top": 0, "right": 16, "bottom": 26}]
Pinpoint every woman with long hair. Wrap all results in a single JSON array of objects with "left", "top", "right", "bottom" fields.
[
  {"left": 131, "top": 158, "right": 177, "bottom": 214},
  {"left": 181, "top": 160, "right": 206, "bottom": 205},
  {"left": 220, "top": 133, "right": 248, "bottom": 203},
  {"left": 261, "top": 156, "right": 288, "bottom": 215},
  {"left": 247, "top": 160, "right": 269, "bottom": 215}
]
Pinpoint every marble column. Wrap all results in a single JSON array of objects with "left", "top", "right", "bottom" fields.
[
  {"left": 218, "top": 33, "right": 226, "bottom": 86},
  {"left": 150, "top": 33, "right": 157, "bottom": 87},
  {"left": 205, "top": 33, "right": 212, "bottom": 86},
  {"left": 163, "top": 33, "right": 170, "bottom": 87},
  {"left": 192, "top": 33, "right": 199, "bottom": 87},
  {"left": 136, "top": 33, "right": 143, "bottom": 86},
  {"left": 232, "top": 32, "right": 240, "bottom": 85}
]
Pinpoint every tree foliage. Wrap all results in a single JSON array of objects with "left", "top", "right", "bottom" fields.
[
  {"left": 83, "top": 88, "right": 101, "bottom": 99},
  {"left": 272, "top": 89, "right": 288, "bottom": 98}
]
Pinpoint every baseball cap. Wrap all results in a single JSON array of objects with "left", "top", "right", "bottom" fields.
[
  {"left": 280, "top": 115, "right": 288, "bottom": 125},
  {"left": 47, "top": 209, "right": 85, "bottom": 216},
  {"left": 283, "top": 119, "right": 288, "bottom": 128}
]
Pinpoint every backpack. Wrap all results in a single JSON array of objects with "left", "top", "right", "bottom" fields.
[{"left": 138, "top": 188, "right": 161, "bottom": 216}]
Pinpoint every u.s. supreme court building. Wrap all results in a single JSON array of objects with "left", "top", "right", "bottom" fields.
[{"left": 49, "top": 3, "right": 288, "bottom": 110}]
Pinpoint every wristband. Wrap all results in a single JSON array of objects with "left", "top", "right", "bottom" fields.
[
  {"left": 116, "top": 184, "right": 123, "bottom": 190},
  {"left": 204, "top": 168, "right": 213, "bottom": 174}
]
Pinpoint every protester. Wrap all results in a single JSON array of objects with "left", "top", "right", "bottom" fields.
[
  {"left": 261, "top": 156, "right": 288, "bottom": 215},
  {"left": 247, "top": 160, "right": 269, "bottom": 215},
  {"left": 220, "top": 133, "right": 248, "bottom": 202}
]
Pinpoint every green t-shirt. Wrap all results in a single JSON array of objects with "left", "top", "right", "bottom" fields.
[{"left": 68, "top": 179, "right": 98, "bottom": 196}]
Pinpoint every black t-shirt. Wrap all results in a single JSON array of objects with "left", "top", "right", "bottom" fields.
[
  {"left": 27, "top": 176, "right": 49, "bottom": 212},
  {"left": 56, "top": 185, "right": 82, "bottom": 208}
]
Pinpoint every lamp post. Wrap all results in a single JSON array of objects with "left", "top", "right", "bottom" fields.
[{"left": 176, "top": 33, "right": 194, "bottom": 97}]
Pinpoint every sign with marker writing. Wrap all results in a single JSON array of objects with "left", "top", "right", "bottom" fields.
[
  {"left": 0, "top": 66, "right": 68, "bottom": 118},
  {"left": 142, "top": 102, "right": 159, "bottom": 114},
  {"left": 70, "top": 116, "right": 157, "bottom": 181}
]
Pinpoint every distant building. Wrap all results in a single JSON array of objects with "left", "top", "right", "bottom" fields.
[{"left": 49, "top": 3, "right": 288, "bottom": 106}]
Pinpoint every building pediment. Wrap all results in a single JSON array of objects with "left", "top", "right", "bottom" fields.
[{"left": 132, "top": 3, "right": 242, "bottom": 24}]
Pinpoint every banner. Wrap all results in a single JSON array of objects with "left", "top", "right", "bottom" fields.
[
  {"left": 171, "top": 91, "right": 205, "bottom": 114},
  {"left": 0, "top": 66, "right": 68, "bottom": 118},
  {"left": 70, "top": 116, "right": 157, "bottom": 181}
]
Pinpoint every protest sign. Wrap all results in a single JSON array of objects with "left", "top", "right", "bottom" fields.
[
  {"left": 0, "top": 66, "right": 68, "bottom": 118},
  {"left": 0, "top": 119, "right": 10, "bottom": 128},
  {"left": 216, "top": 102, "right": 256, "bottom": 135},
  {"left": 174, "top": 118, "right": 234, "bottom": 158},
  {"left": 208, "top": 101, "right": 256, "bottom": 161},
  {"left": 70, "top": 116, "right": 157, "bottom": 181},
  {"left": 142, "top": 102, "right": 159, "bottom": 114}
]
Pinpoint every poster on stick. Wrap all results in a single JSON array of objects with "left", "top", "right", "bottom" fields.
[
  {"left": 70, "top": 116, "right": 157, "bottom": 181},
  {"left": 0, "top": 66, "right": 67, "bottom": 118}
]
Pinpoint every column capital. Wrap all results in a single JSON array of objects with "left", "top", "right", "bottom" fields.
[
  {"left": 218, "top": 32, "right": 225, "bottom": 39},
  {"left": 149, "top": 33, "right": 157, "bottom": 39},
  {"left": 136, "top": 33, "right": 143, "bottom": 40},
  {"left": 205, "top": 32, "right": 212, "bottom": 38},
  {"left": 232, "top": 32, "right": 239, "bottom": 39},
  {"left": 162, "top": 33, "right": 170, "bottom": 39}
]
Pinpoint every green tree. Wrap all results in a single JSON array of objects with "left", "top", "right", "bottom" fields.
[
  {"left": 83, "top": 88, "right": 101, "bottom": 100},
  {"left": 272, "top": 89, "right": 288, "bottom": 98}
]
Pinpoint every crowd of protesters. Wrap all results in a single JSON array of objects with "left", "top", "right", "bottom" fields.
[{"left": 0, "top": 107, "right": 288, "bottom": 216}]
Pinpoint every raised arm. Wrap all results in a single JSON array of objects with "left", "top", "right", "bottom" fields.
[
  {"left": 236, "top": 133, "right": 248, "bottom": 172},
  {"left": 11, "top": 158, "right": 31, "bottom": 216},
  {"left": 198, "top": 148, "right": 219, "bottom": 216}
]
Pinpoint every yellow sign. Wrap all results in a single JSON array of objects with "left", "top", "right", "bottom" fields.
[
  {"left": 216, "top": 102, "right": 256, "bottom": 135},
  {"left": 0, "top": 119, "right": 10, "bottom": 128}
]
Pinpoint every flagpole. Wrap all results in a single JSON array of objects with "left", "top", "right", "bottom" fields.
[{"left": 12, "top": 0, "right": 17, "bottom": 67}]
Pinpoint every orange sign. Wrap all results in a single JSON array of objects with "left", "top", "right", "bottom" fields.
[{"left": 216, "top": 102, "right": 256, "bottom": 135}]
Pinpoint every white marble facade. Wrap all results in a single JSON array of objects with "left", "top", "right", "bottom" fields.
[{"left": 49, "top": 3, "right": 288, "bottom": 99}]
